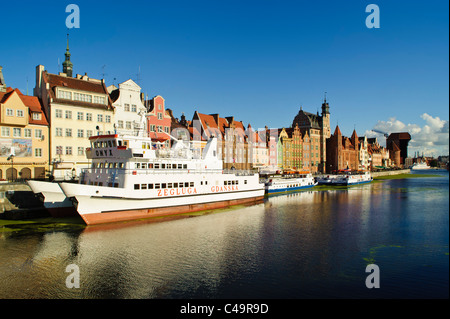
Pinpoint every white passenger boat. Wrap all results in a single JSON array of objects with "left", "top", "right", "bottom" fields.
[
  {"left": 316, "top": 175, "right": 339, "bottom": 185},
  {"left": 411, "top": 162, "right": 431, "bottom": 170},
  {"left": 330, "top": 171, "right": 373, "bottom": 186},
  {"left": 265, "top": 172, "right": 317, "bottom": 194},
  {"left": 28, "top": 132, "right": 265, "bottom": 225}
]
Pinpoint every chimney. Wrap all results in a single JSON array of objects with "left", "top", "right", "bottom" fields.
[
  {"left": 0, "top": 66, "right": 5, "bottom": 92},
  {"left": 34, "top": 65, "right": 45, "bottom": 97}
]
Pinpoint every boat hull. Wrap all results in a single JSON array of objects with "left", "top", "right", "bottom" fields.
[
  {"left": 26, "top": 180, "right": 77, "bottom": 217},
  {"left": 266, "top": 183, "right": 317, "bottom": 194},
  {"left": 75, "top": 195, "right": 264, "bottom": 225},
  {"left": 332, "top": 179, "right": 373, "bottom": 186},
  {"left": 59, "top": 181, "right": 265, "bottom": 225}
]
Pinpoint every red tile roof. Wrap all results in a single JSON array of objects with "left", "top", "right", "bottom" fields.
[
  {"left": 0, "top": 87, "right": 48, "bottom": 125},
  {"left": 43, "top": 71, "right": 113, "bottom": 110}
]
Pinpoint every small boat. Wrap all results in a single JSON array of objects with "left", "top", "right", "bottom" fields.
[{"left": 265, "top": 172, "right": 317, "bottom": 194}]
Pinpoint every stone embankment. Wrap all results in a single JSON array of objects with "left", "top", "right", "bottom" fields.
[
  {"left": 371, "top": 169, "right": 411, "bottom": 177},
  {"left": 0, "top": 182, "right": 49, "bottom": 219}
]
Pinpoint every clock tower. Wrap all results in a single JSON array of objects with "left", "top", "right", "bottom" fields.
[{"left": 62, "top": 34, "right": 73, "bottom": 77}]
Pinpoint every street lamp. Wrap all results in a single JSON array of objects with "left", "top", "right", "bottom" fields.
[{"left": 7, "top": 154, "right": 14, "bottom": 182}]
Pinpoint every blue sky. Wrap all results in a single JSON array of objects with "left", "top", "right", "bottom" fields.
[{"left": 2, "top": 0, "right": 449, "bottom": 155}]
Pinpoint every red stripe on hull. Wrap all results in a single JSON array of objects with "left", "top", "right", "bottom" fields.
[{"left": 80, "top": 196, "right": 265, "bottom": 225}]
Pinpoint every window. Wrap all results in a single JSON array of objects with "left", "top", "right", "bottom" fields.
[
  {"left": 24, "top": 128, "right": 32, "bottom": 138},
  {"left": 35, "top": 148, "right": 42, "bottom": 157},
  {"left": 126, "top": 121, "right": 132, "bottom": 129},
  {"left": 35, "top": 129, "right": 43, "bottom": 139},
  {"left": 13, "top": 128, "right": 21, "bottom": 137},
  {"left": 55, "top": 127, "right": 63, "bottom": 137},
  {"left": 65, "top": 128, "right": 72, "bottom": 137},
  {"left": 16, "top": 110, "right": 24, "bottom": 117},
  {"left": 86, "top": 113, "right": 93, "bottom": 121},
  {"left": 86, "top": 130, "right": 93, "bottom": 138},
  {"left": 164, "top": 127, "right": 169, "bottom": 133},
  {"left": 77, "top": 129, "right": 84, "bottom": 138},
  {"left": 6, "top": 109, "right": 14, "bottom": 116},
  {"left": 124, "top": 104, "right": 130, "bottom": 112},
  {"left": 118, "top": 121, "right": 123, "bottom": 128},
  {"left": 32, "top": 113, "right": 41, "bottom": 120},
  {"left": 55, "top": 109, "right": 62, "bottom": 118},
  {"left": 97, "top": 114, "right": 103, "bottom": 122},
  {"left": 150, "top": 125, "right": 156, "bottom": 132},
  {"left": 56, "top": 146, "right": 63, "bottom": 155},
  {"left": 105, "top": 115, "right": 111, "bottom": 123},
  {"left": 65, "top": 110, "right": 72, "bottom": 119},
  {"left": 93, "top": 96, "right": 105, "bottom": 104},
  {"left": 158, "top": 104, "right": 162, "bottom": 110},
  {"left": 74, "top": 92, "right": 92, "bottom": 103},
  {"left": 77, "top": 112, "right": 84, "bottom": 120},
  {"left": 57, "top": 90, "right": 72, "bottom": 100},
  {"left": 78, "top": 147, "right": 84, "bottom": 156},
  {"left": 131, "top": 104, "right": 137, "bottom": 112},
  {"left": 157, "top": 113, "right": 162, "bottom": 120},
  {"left": 65, "top": 146, "right": 73, "bottom": 155}
]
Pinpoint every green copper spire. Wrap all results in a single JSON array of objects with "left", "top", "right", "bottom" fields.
[{"left": 62, "top": 33, "right": 73, "bottom": 77}]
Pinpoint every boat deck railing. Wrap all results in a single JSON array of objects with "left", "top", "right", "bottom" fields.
[{"left": 80, "top": 168, "right": 257, "bottom": 177}]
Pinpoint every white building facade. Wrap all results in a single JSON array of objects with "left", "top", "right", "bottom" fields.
[{"left": 108, "top": 79, "right": 147, "bottom": 135}]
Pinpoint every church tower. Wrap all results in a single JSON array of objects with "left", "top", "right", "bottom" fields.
[
  {"left": 321, "top": 94, "right": 331, "bottom": 139},
  {"left": 62, "top": 34, "right": 73, "bottom": 77},
  {"left": 319, "top": 93, "right": 331, "bottom": 173}
]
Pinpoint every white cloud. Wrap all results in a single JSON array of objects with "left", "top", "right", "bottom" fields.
[{"left": 364, "top": 114, "right": 449, "bottom": 157}]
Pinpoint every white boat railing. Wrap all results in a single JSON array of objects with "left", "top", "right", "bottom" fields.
[{"left": 80, "top": 168, "right": 257, "bottom": 177}]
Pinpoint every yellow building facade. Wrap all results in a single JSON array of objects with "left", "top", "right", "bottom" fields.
[{"left": 0, "top": 87, "right": 49, "bottom": 180}]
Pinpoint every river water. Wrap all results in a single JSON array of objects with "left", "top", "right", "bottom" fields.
[{"left": 0, "top": 171, "right": 448, "bottom": 299}]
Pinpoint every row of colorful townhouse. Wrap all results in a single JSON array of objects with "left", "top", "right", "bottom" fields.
[{"left": 0, "top": 39, "right": 408, "bottom": 181}]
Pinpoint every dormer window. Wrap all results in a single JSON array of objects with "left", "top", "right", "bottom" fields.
[{"left": 32, "top": 112, "right": 41, "bottom": 120}]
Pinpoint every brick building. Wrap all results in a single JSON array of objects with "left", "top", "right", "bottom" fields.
[
  {"left": 326, "top": 126, "right": 360, "bottom": 173},
  {"left": 386, "top": 132, "right": 411, "bottom": 167},
  {"left": 291, "top": 98, "right": 331, "bottom": 173}
]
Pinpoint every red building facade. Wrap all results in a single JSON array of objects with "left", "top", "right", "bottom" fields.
[{"left": 145, "top": 95, "right": 172, "bottom": 148}]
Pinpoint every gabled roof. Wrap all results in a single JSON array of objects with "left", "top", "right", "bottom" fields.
[
  {"left": 0, "top": 87, "right": 48, "bottom": 125},
  {"left": 333, "top": 125, "right": 342, "bottom": 136}
]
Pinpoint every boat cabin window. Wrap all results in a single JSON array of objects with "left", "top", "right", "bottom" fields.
[
  {"left": 154, "top": 163, "right": 160, "bottom": 169},
  {"left": 118, "top": 140, "right": 122, "bottom": 146}
]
